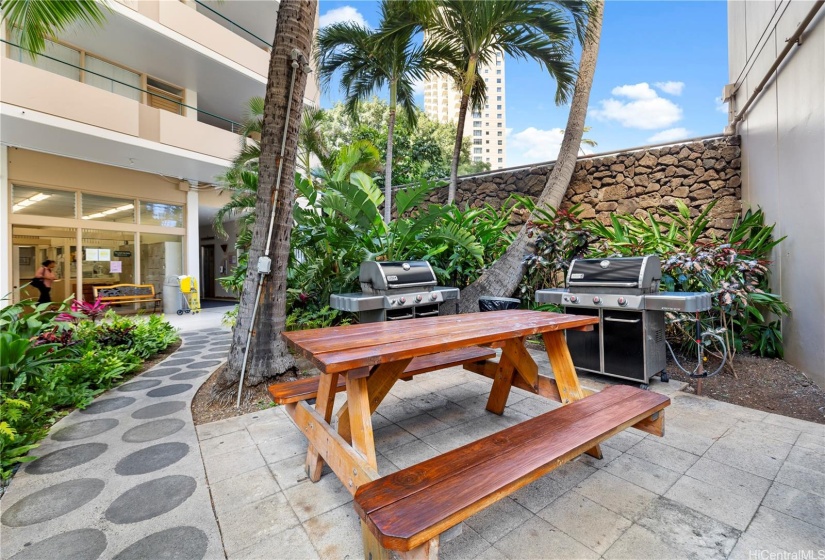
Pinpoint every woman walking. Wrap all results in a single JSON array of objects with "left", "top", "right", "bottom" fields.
[{"left": 33, "top": 259, "right": 57, "bottom": 304}]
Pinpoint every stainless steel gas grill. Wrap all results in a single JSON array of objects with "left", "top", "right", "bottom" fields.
[
  {"left": 536, "top": 255, "right": 712, "bottom": 386},
  {"left": 330, "top": 261, "right": 459, "bottom": 323}
]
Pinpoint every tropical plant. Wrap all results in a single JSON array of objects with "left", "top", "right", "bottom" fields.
[
  {"left": 316, "top": 0, "right": 457, "bottom": 221},
  {"left": 385, "top": 0, "right": 588, "bottom": 203},
  {"left": 1, "top": 0, "right": 109, "bottom": 55},
  {"left": 459, "top": 0, "right": 603, "bottom": 312}
]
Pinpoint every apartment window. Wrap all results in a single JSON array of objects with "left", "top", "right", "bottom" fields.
[
  {"left": 497, "top": 105, "right": 502, "bottom": 110},
  {"left": 472, "top": 111, "right": 481, "bottom": 118},
  {"left": 498, "top": 149, "right": 503, "bottom": 154},
  {"left": 496, "top": 70, "right": 501, "bottom": 75},
  {"left": 484, "top": 69, "right": 489, "bottom": 73},
  {"left": 147, "top": 78, "right": 184, "bottom": 115},
  {"left": 486, "top": 149, "right": 490, "bottom": 153},
  {"left": 486, "top": 131, "right": 490, "bottom": 135},
  {"left": 85, "top": 55, "right": 141, "bottom": 101},
  {"left": 497, "top": 96, "right": 502, "bottom": 101},
  {"left": 473, "top": 156, "right": 482, "bottom": 162},
  {"left": 486, "top": 140, "right": 490, "bottom": 144},
  {"left": 497, "top": 123, "right": 502, "bottom": 127},
  {"left": 473, "top": 121, "right": 482, "bottom": 127},
  {"left": 497, "top": 87, "right": 502, "bottom": 92},
  {"left": 485, "top": 104, "right": 490, "bottom": 109},
  {"left": 496, "top": 78, "right": 501, "bottom": 83},
  {"left": 498, "top": 140, "right": 503, "bottom": 145},
  {"left": 473, "top": 139, "right": 482, "bottom": 145},
  {"left": 473, "top": 131, "right": 482, "bottom": 137},
  {"left": 474, "top": 148, "right": 482, "bottom": 154},
  {"left": 496, "top": 60, "right": 502, "bottom": 66},
  {"left": 9, "top": 32, "right": 81, "bottom": 81},
  {"left": 485, "top": 113, "right": 489, "bottom": 118},
  {"left": 497, "top": 131, "right": 503, "bottom": 136},
  {"left": 486, "top": 158, "right": 490, "bottom": 162},
  {"left": 498, "top": 158, "right": 503, "bottom": 162}
]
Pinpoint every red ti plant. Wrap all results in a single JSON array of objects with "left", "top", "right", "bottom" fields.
[{"left": 57, "top": 298, "right": 109, "bottom": 323}]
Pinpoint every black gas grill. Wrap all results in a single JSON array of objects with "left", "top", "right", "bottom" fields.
[
  {"left": 536, "top": 255, "right": 711, "bottom": 385},
  {"left": 330, "top": 261, "right": 459, "bottom": 323}
]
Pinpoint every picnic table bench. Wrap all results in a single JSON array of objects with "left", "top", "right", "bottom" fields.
[
  {"left": 92, "top": 283, "right": 161, "bottom": 312},
  {"left": 273, "top": 310, "right": 670, "bottom": 559}
]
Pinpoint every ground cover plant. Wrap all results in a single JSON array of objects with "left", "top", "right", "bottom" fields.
[
  {"left": 0, "top": 298, "right": 179, "bottom": 482},
  {"left": 521, "top": 200, "right": 789, "bottom": 371}
]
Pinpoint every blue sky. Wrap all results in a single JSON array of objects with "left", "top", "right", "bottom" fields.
[{"left": 317, "top": 1, "right": 730, "bottom": 167}]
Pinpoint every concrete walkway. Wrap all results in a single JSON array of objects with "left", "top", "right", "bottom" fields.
[
  {"left": 0, "top": 326, "right": 231, "bottom": 560},
  {"left": 2, "top": 326, "right": 823, "bottom": 560}
]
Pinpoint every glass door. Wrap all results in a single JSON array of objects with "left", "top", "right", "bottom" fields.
[
  {"left": 80, "top": 229, "right": 136, "bottom": 303},
  {"left": 11, "top": 225, "right": 77, "bottom": 303}
]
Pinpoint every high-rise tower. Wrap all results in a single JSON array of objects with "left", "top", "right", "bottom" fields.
[{"left": 423, "top": 53, "right": 506, "bottom": 170}]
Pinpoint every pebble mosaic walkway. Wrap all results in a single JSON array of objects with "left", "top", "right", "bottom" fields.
[{"left": 0, "top": 328, "right": 231, "bottom": 560}]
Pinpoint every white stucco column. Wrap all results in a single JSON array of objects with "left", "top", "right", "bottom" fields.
[
  {"left": 184, "top": 89, "right": 198, "bottom": 120},
  {"left": 185, "top": 184, "right": 200, "bottom": 293},
  {"left": 0, "top": 145, "right": 10, "bottom": 301}
]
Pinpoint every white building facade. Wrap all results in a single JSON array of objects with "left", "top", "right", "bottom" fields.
[
  {"left": 726, "top": 0, "right": 824, "bottom": 387},
  {"left": 1, "top": 0, "right": 318, "bottom": 306},
  {"left": 423, "top": 53, "right": 507, "bottom": 170}
]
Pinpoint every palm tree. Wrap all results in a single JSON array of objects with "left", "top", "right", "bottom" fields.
[
  {"left": 1, "top": 0, "right": 108, "bottom": 55},
  {"left": 409, "top": 0, "right": 589, "bottom": 204},
  {"left": 315, "top": 0, "right": 455, "bottom": 223},
  {"left": 459, "top": 0, "right": 604, "bottom": 313},
  {"left": 213, "top": 0, "right": 317, "bottom": 401}
]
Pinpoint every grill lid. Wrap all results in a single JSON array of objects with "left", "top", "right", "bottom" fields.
[
  {"left": 567, "top": 256, "right": 661, "bottom": 291},
  {"left": 360, "top": 261, "right": 437, "bottom": 292}
]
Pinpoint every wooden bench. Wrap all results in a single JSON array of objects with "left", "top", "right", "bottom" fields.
[
  {"left": 354, "top": 385, "right": 670, "bottom": 559},
  {"left": 269, "top": 347, "right": 497, "bottom": 405},
  {"left": 93, "top": 284, "right": 161, "bottom": 313}
]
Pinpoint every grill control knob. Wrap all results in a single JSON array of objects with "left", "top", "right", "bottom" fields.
[
  {"left": 430, "top": 293, "right": 438, "bottom": 301},
  {"left": 415, "top": 295, "right": 423, "bottom": 302},
  {"left": 617, "top": 297, "right": 627, "bottom": 307},
  {"left": 569, "top": 295, "right": 579, "bottom": 303},
  {"left": 593, "top": 296, "right": 601, "bottom": 304},
  {"left": 399, "top": 297, "right": 407, "bottom": 305},
  {"left": 390, "top": 299, "right": 396, "bottom": 305}
]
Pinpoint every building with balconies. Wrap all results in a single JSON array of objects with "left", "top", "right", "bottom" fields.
[{"left": 1, "top": 0, "right": 319, "bottom": 305}]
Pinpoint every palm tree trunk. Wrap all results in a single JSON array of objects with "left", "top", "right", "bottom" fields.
[
  {"left": 213, "top": 0, "right": 317, "bottom": 401},
  {"left": 448, "top": 57, "right": 478, "bottom": 204},
  {"left": 458, "top": 1, "right": 603, "bottom": 313},
  {"left": 384, "top": 80, "right": 397, "bottom": 223}
]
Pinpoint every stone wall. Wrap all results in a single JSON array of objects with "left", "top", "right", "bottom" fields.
[{"left": 435, "top": 136, "right": 742, "bottom": 237}]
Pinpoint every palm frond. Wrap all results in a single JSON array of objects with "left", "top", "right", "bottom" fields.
[{"left": 2, "top": 0, "right": 109, "bottom": 56}]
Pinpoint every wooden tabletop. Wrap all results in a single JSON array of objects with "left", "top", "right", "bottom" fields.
[{"left": 282, "top": 310, "right": 599, "bottom": 374}]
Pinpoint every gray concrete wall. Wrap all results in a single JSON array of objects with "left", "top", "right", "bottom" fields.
[{"left": 728, "top": 0, "right": 825, "bottom": 387}]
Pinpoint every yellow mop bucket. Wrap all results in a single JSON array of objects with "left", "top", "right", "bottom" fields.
[{"left": 176, "top": 275, "right": 201, "bottom": 314}]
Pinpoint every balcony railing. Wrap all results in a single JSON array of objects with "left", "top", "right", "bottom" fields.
[
  {"left": 2, "top": 38, "right": 242, "bottom": 134},
  {"left": 186, "top": 0, "right": 272, "bottom": 50}
]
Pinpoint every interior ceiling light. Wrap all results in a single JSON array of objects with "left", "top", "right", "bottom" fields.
[
  {"left": 12, "top": 192, "right": 51, "bottom": 212},
  {"left": 82, "top": 203, "right": 134, "bottom": 220}
]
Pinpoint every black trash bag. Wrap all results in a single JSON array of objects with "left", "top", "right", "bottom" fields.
[{"left": 478, "top": 296, "right": 521, "bottom": 312}]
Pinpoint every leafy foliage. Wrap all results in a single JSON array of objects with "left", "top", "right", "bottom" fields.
[
  {"left": 0, "top": 298, "right": 179, "bottom": 482},
  {"left": 524, "top": 203, "right": 789, "bottom": 362}
]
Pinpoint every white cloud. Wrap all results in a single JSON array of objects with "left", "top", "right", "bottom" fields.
[
  {"left": 507, "top": 127, "right": 565, "bottom": 166},
  {"left": 654, "top": 81, "right": 685, "bottom": 95},
  {"left": 319, "top": 6, "right": 368, "bottom": 28},
  {"left": 411, "top": 77, "right": 426, "bottom": 97},
  {"left": 611, "top": 83, "right": 659, "bottom": 100},
  {"left": 591, "top": 82, "right": 683, "bottom": 129},
  {"left": 647, "top": 128, "right": 691, "bottom": 143}
]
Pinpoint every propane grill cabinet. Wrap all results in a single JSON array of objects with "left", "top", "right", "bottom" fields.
[
  {"left": 536, "top": 255, "right": 712, "bottom": 386},
  {"left": 330, "top": 261, "right": 459, "bottom": 323}
]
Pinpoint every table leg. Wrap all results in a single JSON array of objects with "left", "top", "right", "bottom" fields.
[
  {"left": 485, "top": 352, "right": 516, "bottom": 415},
  {"left": 305, "top": 371, "right": 339, "bottom": 482},
  {"left": 347, "top": 375, "right": 378, "bottom": 470},
  {"left": 543, "top": 330, "right": 603, "bottom": 459},
  {"left": 338, "top": 359, "right": 411, "bottom": 443}
]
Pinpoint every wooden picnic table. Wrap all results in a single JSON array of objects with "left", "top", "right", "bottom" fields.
[{"left": 279, "top": 309, "right": 601, "bottom": 492}]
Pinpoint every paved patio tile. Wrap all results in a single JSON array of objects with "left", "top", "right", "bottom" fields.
[
  {"left": 784, "top": 445, "right": 825, "bottom": 474},
  {"left": 509, "top": 475, "right": 569, "bottom": 514},
  {"left": 774, "top": 462, "right": 825, "bottom": 498},
  {"left": 440, "top": 524, "right": 498, "bottom": 560},
  {"left": 202, "top": 444, "right": 266, "bottom": 484},
  {"left": 283, "top": 474, "right": 353, "bottom": 522},
  {"left": 684, "top": 457, "right": 772, "bottom": 500},
  {"left": 396, "top": 412, "right": 451, "bottom": 438},
  {"left": 463, "top": 497, "right": 533, "bottom": 544},
  {"left": 656, "top": 425, "right": 718, "bottom": 456},
  {"left": 218, "top": 492, "right": 300, "bottom": 556},
  {"left": 267, "top": 455, "right": 310, "bottom": 491},
  {"left": 508, "top": 395, "right": 559, "bottom": 417},
  {"left": 302, "top": 503, "right": 363, "bottom": 560},
  {"left": 421, "top": 424, "right": 478, "bottom": 453},
  {"left": 626, "top": 438, "right": 700, "bottom": 474},
  {"left": 196, "top": 416, "right": 247, "bottom": 441},
  {"left": 548, "top": 459, "right": 597, "bottom": 490},
  {"left": 728, "top": 420, "right": 801, "bottom": 445},
  {"left": 795, "top": 431, "right": 825, "bottom": 451},
  {"left": 603, "top": 524, "right": 683, "bottom": 560},
  {"left": 245, "top": 416, "right": 296, "bottom": 444},
  {"left": 704, "top": 432, "right": 792, "bottom": 479},
  {"left": 602, "top": 454, "right": 681, "bottom": 495},
  {"left": 664, "top": 475, "right": 761, "bottom": 530},
  {"left": 538, "top": 491, "right": 632, "bottom": 554},
  {"left": 209, "top": 465, "right": 281, "bottom": 517},
  {"left": 373, "top": 423, "right": 418, "bottom": 451},
  {"left": 665, "top": 410, "right": 737, "bottom": 439},
  {"left": 763, "top": 413, "right": 824, "bottom": 435},
  {"left": 763, "top": 481, "right": 825, "bottom": 529},
  {"left": 574, "top": 470, "right": 658, "bottom": 522},
  {"left": 382, "top": 439, "right": 441, "bottom": 470},
  {"left": 257, "top": 433, "right": 311, "bottom": 464},
  {"left": 492, "top": 515, "right": 599, "bottom": 560},
  {"left": 426, "top": 400, "right": 489, "bottom": 427},
  {"left": 439, "top": 382, "right": 490, "bottom": 403},
  {"left": 579, "top": 443, "right": 623, "bottom": 468},
  {"left": 634, "top": 496, "right": 740, "bottom": 559},
  {"left": 229, "top": 525, "right": 318, "bottom": 560},
  {"left": 601, "top": 429, "right": 645, "bottom": 452},
  {"left": 729, "top": 506, "right": 825, "bottom": 558},
  {"left": 199, "top": 429, "right": 256, "bottom": 457}
]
